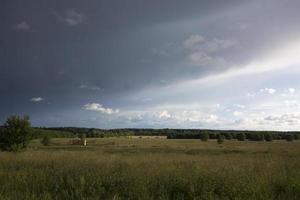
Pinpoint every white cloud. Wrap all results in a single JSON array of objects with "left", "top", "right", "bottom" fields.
[
  {"left": 57, "top": 9, "right": 87, "bottom": 26},
  {"left": 159, "top": 110, "right": 171, "bottom": 119},
  {"left": 284, "top": 100, "right": 299, "bottom": 107},
  {"left": 30, "top": 97, "right": 44, "bottom": 102},
  {"left": 127, "top": 114, "right": 144, "bottom": 123},
  {"left": 233, "top": 104, "right": 245, "bottom": 109},
  {"left": 264, "top": 113, "right": 300, "bottom": 124},
  {"left": 113, "top": 99, "right": 300, "bottom": 130},
  {"left": 157, "top": 108, "right": 220, "bottom": 125},
  {"left": 246, "top": 92, "right": 256, "bottom": 98},
  {"left": 260, "top": 88, "right": 276, "bottom": 95},
  {"left": 79, "top": 84, "right": 102, "bottom": 91},
  {"left": 15, "top": 22, "right": 31, "bottom": 31},
  {"left": 83, "top": 103, "right": 119, "bottom": 114},
  {"left": 184, "top": 35, "right": 236, "bottom": 53},
  {"left": 183, "top": 34, "right": 237, "bottom": 67},
  {"left": 280, "top": 88, "right": 296, "bottom": 97},
  {"left": 167, "top": 38, "right": 300, "bottom": 90},
  {"left": 120, "top": 38, "right": 300, "bottom": 130},
  {"left": 183, "top": 35, "right": 205, "bottom": 49},
  {"left": 233, "top": 111, "right": 242, "bottom": 116},
  {"left": 188, "top": 52, "right": 226, "bottom": 67},
  {"left": 184, "top": 114, "right": 219, "bottom": 124},
  {"left": 201, "top": 114, "right": 219, "bottom": 123},
  {"left": 121, "top": 108, "right": 221, "bottom": 128},
  {"left": 202, "top": 39, "right": 237, "bottom": 53},
  {"left": 288, "top": 88, "right": 296, "bottom": 94}
]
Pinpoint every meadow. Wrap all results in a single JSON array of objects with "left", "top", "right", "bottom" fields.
[{"left": 0, "top": 138, "right": 300, "bottom": 200}]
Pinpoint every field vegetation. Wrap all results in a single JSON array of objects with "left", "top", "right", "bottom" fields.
[
  {"left": 0, "top": 137, "right": 300, "bottom": 199},
  {"left": 1, "top": 116, "right": 300, "bottom": 199}
]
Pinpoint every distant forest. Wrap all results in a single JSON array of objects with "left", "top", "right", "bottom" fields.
[{"left": 33, "top": 127, "right": 300, "bottom": 141}]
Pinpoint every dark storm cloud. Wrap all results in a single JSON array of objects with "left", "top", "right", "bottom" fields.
[
  {"left": 1, "top": 0, "right": 300, "bottom": 128},
  {"left": 0, "top": 0, "right": 245, "bottom": 116}
]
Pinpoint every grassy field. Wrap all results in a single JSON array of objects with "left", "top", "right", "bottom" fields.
[{"left": 0, "top": 138, "right": 300, "bottom": 200}]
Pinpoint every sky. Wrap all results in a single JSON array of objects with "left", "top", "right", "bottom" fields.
[{"left": 1, "top": 0, "right": 300, "bottom": 130}]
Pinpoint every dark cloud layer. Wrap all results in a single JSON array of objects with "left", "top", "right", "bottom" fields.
[{"left": 1, "top": 0, "right": 300, "bottom": 128}]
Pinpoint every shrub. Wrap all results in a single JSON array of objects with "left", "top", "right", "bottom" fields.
[
  {"left": 209, "top": 132, "right": 217, "bottom": 139},
  {"left": 286, "top": 134, "right": 294, "bottom": 142},
  {"left": 294, "top": 134, "right": 299, "bottom": 140},
  {"left": 264, "top": 133, "right": 273, "bottom": 142},
  {"left": 224, "top": 133, "right": 233, "bottom": 140},
  {"left": 40, "top": 135, "right": 51, "bottom": 146},
  {"left": 200, "top": 132, "right": 209, "bottom": 141},
  {"left": 217, "top": 135, "right": 225, "bottom": 144},
  {"left": 230, "top": 132, "right": 237, "bottom": 139},
  {"left": 249, "top": 133, "right": 264, "bottom": 141},
  {"left": 236, "top": 133, "right": 246, "bottom": 141},
  {"left": 273, "top": 134, "right": 281, "bottom": 140},
  {"left": 0, "top": 115, "right": 32, "bottom": 152}
]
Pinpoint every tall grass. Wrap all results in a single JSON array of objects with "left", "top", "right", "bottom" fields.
[{"left": 0, "top": 139, "right": 300, "bottom": 199}]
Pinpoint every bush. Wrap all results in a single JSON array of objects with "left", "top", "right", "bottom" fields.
[
  {"left": 294, "top": 134, "right": 299, "bottom": 140},
  {"left": 264, "top": 133, "right": 273, "bottom": 142},
  {"left": 273, "top": 134, "right": 281, "bottom": 140},
  {"left": 249, "top": 133, "right": 264, "bottom": 141},
  {"left": 200, "top": 132, "right": 209, "bottom": 141},
  {"left": 286, "top": 134, "right": 294, "bottom": 142},
  {"left": 224, "top": 133, "right": 233, "bottom": 140},
  {"left": 236, "top": 133, "right": 246, "bottom": 141},
  {"left": 209, "top": 132, "right": 217, "bottom": 139},
  {"left": 0, "top": 115, "right": 32, "bottom": 152},
  {"left": 40, "top": 135, "right": 51, "bottom": 146},
  {"left": 230, "top": 132, "right": 237, "bottom": 139},
  {"left": 217, "top": 135, "right": 225, "bottom": 144}
]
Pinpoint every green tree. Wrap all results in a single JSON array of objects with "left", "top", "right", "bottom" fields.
[
  {"left": 236, "top": 132, "right": 246, "bottom": 141},
  {"left": 0, "top": 115, "right": 32, "bottom": 152},
  {"left": 200, "top": 132, "right": 209, "bottom": 141},
  {"left": 286, "top": 134, "right": 294, "bottom": 142},
  {"left": 254, "top": 133, "right": 264, "bottom": 141},
  {"left": 217, "top": 134, "right": 225, "bottom": 144},
  {"left": 264, "top": 133, "right": 273, "bottom": 142},
  {"left": 224, "top": 133, "right": 233, "bottom": 140},
  {"left": 40, "top": 135, "right": 51, "bottom": 146}
]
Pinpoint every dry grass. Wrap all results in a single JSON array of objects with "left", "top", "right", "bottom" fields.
[{"left": 0, "top": 138, "right": 300, "bottom": 199}]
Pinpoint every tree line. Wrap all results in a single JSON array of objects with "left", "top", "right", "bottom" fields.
[
  {"left": 44, "top": 127, "right": 300, "bottom": 141},
  {"left": 1, "top": 115, "right": 300, "bottom": 152},
  {"left": 168, "top": 131, "right": 299, "bottom": 142}
]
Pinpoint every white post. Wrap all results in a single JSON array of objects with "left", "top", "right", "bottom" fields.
[{"left": 82, "top": 138, "right": 87, "bottom": 146}]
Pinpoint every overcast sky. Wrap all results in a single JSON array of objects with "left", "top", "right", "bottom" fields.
[{"left": 1, "top": 0, "right": 300, "bottom": 130}]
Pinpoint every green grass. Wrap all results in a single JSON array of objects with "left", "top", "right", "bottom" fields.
[{"left": 0, "top": 138, "right": 300, "bottom": 199}]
